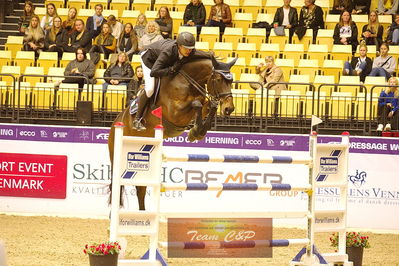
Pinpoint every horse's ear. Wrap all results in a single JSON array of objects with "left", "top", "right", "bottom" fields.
[
  {"left": 211, "top": 56, "right": 220, "bottom": 68},
  {"left": 227, "top": 58, "right": 238, "bottom": 69}
]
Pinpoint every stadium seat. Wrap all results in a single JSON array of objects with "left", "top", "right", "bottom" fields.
[
  {"left": 1, "top": 65, "right": 21, "bottom": 85},
  {"left": 77, "top": 9, "right": 93, "bottom": 22},
  {"left": 322, "top": 60, "right": 343, "bottom": 82},
  {"left": 352, "top": 15, "right": 368, "bottom": 39},
  {"left": 279, "top": 90, "right": 302, "bottom": 118},
  {"left": 35, "top": 7, "right": 46, "bottom": 17},
  {"left": 269, "top": 28, "right": 289, "bottom": 49},
  {"left": 304, "top": 90, "right": 326, "bottom": 118},
  {"left": 329, "top": 91, "right": 353, "bottom": 120},
  {"left": 121, "top": 10, "right": 140, "bottom": 25},
  {"left": 174, "top": 0, "right": 187, "bottom": 12},
  {"left": 5, "top": 36, "right": 24, "bottom": 58},
  {"left": 15, "top": 51, "right": 35, "bottom": 73},
  {"left": 170, "top": 11, "right": 184, "bottom": 34},
  {"left": 338, "top": 75, "right": 361, "bottom": 95},
  {"left": 212, "top": 42, "right": 234, "bottom": 58},
  {"left": 144, "top": 10, "right": 158, "bottom": 21},
  {"left": 331, "top": 45, "right": 352, "bottom": 61},
  {"left": 288, "top": 74, "right": 311, "bottom": 95},
  {"left": 200, "top": 26, "right": 220, "bottom": 44},
  {"left": 0, "top": 50, "right": 12, "bottom": 70},
  {"left": 242, "top": 0, "right": 263, "bottom": 14},
  {"left": 178, "top": 26, "right": 197, "bottom": 39},
  {"left": 254, "top": 89, "right": 276, "bottom": 117},
  {"left": 131, "top": 0, "right": 151, "bottom": 13},
  {"left": 47, "top": 67, "right": 66, "bottom": 82},
  {"left": 224, "top": 0, "right": 240, "bottom": 17},
  {"left": 238, "top": 73, "right": 259, "bottom": 91},
  {"left": 234, "top": 43, "right": 256, "bottom": 64},
  {"left": 354, "top": 45, "right": 377, "bottom": 60},
  {"left": 325, "top": 14, "right": 339, "bottom": 30},
  {"left": 264, "top": 0, "right": 279, "bottom": 14},
  {"left": 46, "top": 0, "right": 64, "bottom": 8},
  {"left": 15, "top": 82, "right": 32, "bottom": 108},
  {"left": 67, "top": 0, "right": 86, "bottom": 10},
  {"left": 104, "top": 85, "right": 127, "bottom": 111},
  {"left": 227, "top": 57, "right": 246, "bottom": 80},
  {"left": 378, "top": 15, "right": 392, "bottom": 39},
  {"left": 94, "top": 69, "right": 107, "bottom": 84},
  {"left": 356, "top": 92, "right": 378, "bottom": 120},
  {"left": 297, "top": 59, "right": 319, "bottom": 80},
  {"left": 89, "top": 84, "right": 103, "bottom": 111},
  {"left": 60, "top": 52, "right": 76, "bottom": 68},
  {"left": 233, "top": 13, "right": 253, "bottom": 33},
  {"left": 131, "top": 54, "right": 142, "bottom": 70},
  {"left": 248, "top": 57, "right": 265, "bottom": 74},
  {"left": 283, "top": 44, "right": 304, "bottom": 66},
  {"left": 89, "top": 0, "right": 109, "bottom": 9},
  {"left": 313, "top": 75, "right": 335, "bottom": 95},
  {"left": 195, "top": 41, "right": 209, "bottom": 51},
  {"left": 202, "top": 0, "right": 214, "bottom": 17},
  {"left": 316, "top": 29, "right": 334, "bottom": 51},
  {"left": 307, "top": 44, "right": 329, "bottom": 61},
  {"left": 37, "top": 52, "right": 58, "bottom": 74},
  {"left": 24, "top": 66, "right": 45, "bottom": 84},
  {"left": 364, "top": 76, "right": 386, "bottom": 92},
  {"left": 292, "top": 29, "right": 313, "bottom": 51},
  {"left": 57, "top": 83, "right": 80, "bottom": 110},
  {"left": 275, "top": 58, "right": 294, "bottom": 78},
  {"left": 230, "top": 89, "right": 250, "bottom": 116},
  {"left": 245, "top": 28, "right": 266, "bottom": 50},
  {"left": 222, "top": 27, "right": 244, "bottom": 49},
  {"left": 255, "top": 13, "right": 274, "bottom": 24},
  {"left": 258, "top": 43, "right": 280, "bottom": 59},
  {"left": 153, "top": 0, "right": 174, "bottom": 11},
  {"left": 57, "top": 8, "right": 69, "bottom": 21},
  {"left": 33, "top": 82, "right": 55, "bottom": 109}
]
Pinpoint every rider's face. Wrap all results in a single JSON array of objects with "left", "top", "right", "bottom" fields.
[{"left": 178, "top": 45, "right": 193, "bottom": 57}]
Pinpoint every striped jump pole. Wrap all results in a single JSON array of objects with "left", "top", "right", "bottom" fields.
[
  {"left": 161, "top": 183, "right": 311, "bottom": 192},
  {"left": 164, "top": 154, "right": 312, "bottom": 165}
]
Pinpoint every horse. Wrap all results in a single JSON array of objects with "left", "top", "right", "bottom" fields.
[{"left": 108, "top": 56, "right": 237, "bottom": 210}]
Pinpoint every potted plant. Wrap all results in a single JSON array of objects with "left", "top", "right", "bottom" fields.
[
  {"left": 330, "top": 232, "right": 370, "bottom": 266},
  {"left": 83, "top": 241, "right": 121, "bottom": 266}
]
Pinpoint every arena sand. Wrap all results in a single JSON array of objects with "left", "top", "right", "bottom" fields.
[{"left": 1, "top": 215, "right": 398, "bottom": 266}]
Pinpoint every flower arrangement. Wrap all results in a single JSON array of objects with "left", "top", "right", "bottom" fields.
[
  {"left": 330, "top": 232, "right": 370, "bottom": 248},
  {"left": 83, "top": 241, "right": 121, "bottom": 256}
]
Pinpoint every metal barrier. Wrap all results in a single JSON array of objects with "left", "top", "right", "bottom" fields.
[{"left": 0, "top": 73, "right": 17, "bottom": 121}]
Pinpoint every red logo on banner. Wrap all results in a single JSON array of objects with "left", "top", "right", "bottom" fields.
[{"left": 0, "top": 153, "right": 67, "bottom": 199}]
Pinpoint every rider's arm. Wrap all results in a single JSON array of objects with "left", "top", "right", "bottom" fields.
[{"left": 150, "top": 50, "right": 175, "bottom": 77}]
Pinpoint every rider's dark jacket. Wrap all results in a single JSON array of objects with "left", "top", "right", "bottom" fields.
[{"left": 141, "top": 39, "right": 210, "bottom": 78}]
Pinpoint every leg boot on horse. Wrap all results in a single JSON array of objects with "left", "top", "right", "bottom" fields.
[{"left": 132, "top": 91, "right": 150, "bottom": 131}]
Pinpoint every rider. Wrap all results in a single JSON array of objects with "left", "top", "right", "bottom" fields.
[{"left": 133, "top": 31, "right": 206, "bottom": 131}]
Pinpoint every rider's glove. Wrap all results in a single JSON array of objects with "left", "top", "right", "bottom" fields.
[{"left": 169, "top": 61, "right": 183, "bottom": 75}]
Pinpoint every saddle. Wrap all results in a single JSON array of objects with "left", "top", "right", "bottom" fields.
[{"left": 129, "top": 78, "right": 161, "bottom": 115}]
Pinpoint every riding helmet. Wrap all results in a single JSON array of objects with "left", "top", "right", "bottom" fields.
[{"left": 176, "top": 32, "right": 196, "bottom": 49}]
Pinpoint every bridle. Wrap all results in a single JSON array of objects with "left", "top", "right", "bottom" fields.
[{"left": 179, "top": 68, "right": 233, "bottom": 102}]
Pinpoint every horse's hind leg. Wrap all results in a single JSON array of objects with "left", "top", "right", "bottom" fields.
[{"left": 136, "top": 186, "right": 147, "bottom": 210}]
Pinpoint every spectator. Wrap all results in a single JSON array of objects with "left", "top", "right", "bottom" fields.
[
  {"left": 362, "top": 11, "right": 383, "bottom": 48},
  {"left": 41, "top": 3, "right": 57, "bottom": 31},
  {"left": 86, "top": 4, "right": 106, "bottom": 39},
  {"left": 343, "top": 42, "right": 372, "bottom": 82},
  {"left": 61, "top": 47, "right": 95, "bottom": 89},
  {"left": 117, "top": 23, "right": 139, "bottom": 61},
  {"left": 128, "top": 65, "right": 145, "bottom": 104},
  {"left": 107, "top": 15, "right": 123, "bottom": 39},
  {"left": 62, "top": 19, "right": 92, "bottom": 52},
  {"left": 44, "top": 16, "right": 63, "bottom": 56},
  {"left": 155, "top": 6, "right": 173, "bottom": 39},
  {"left": 206, "top": 0, "right": 232, "bottom": 33},
  {"left": 23, "top": 15, "right": 44, "bottom": 57},
  {"left": 387, "top": 14, "right": 399, "bottom": 45},
  {"left": 134, "top": 13, "right": 147, "bottom": 39},
  {"left": 273, "top": 0, "right": 298, "bottom": 41},
  {"left": 378, "top": 0, "right": 398, "bottom": 15},
  {"left": 333, "top": 10, "right": 359, "bottom": 52},
  {"left": 369, "top": 42, "right": 396, "bottom": 80},
  {"left": 352, "top": 0, "right": 371, "bottom": 14},
  {"left": 89, "top": 23, "right": 116, "bottom": 61},
  {"left": 376, "top": 77, "right": 399, "bottom": 131},
  {"left": 138, "top": 21, "right": 163, "bottom": 51},
  {"left": 19, "top": 1, "right": 35, "bottom": 34},
  {"left": 102, "top": 52, "right": 134, "bottom": 92},
  {"left": 330, "top": 0, "right": 353, "bottom": 14},
  {"left": 298, "top": 0, "right": 324, "bottom": 43},
  {"left": 183, "top": 0, "right": 206, "bottom": 33},
  {"left": 62, "top": 7, "right": 77, "bottom": 31}
]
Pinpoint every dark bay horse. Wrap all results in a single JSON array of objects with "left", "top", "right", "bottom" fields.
[{"left": 108, "top": 56, "right": 237, "bottom": 210}]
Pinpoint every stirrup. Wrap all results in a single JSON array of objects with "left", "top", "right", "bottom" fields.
[{"left": 133, "top": 119, "right": 146, "bottom": 131}]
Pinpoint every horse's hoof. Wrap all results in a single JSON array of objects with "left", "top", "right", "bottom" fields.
[{"left": 187, "top": 130, "right": 197, "bottom": 142}]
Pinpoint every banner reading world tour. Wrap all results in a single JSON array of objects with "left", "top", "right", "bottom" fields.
[{"left": 0, "top": 123, "right": 398, "bottom": 232}]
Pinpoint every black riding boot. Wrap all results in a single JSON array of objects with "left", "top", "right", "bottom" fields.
[{"left": 132, "top": 92, "right": 149, "bottom": 131}]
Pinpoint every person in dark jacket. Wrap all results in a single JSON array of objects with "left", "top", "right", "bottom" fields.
[
  {"left": 44, "top": 16, "right": 63, "bottom": 56},
  {"left": 387, "top": 14, "right": 399, "bottom": 45},
  {"left": 333, "top": 10, "right": 358, "bottom": 53},
  {"left": 362, "top": 11, "right": 383, "bottom": 48},
  {"left": 117, "top": 23, "right": 139, "bottom": 61},
  {"left": 61, "top": 47, "right": 95, "bottom": 89},
  {"left": 62, "top": 19, "right": 92, "bottom": 53},
  {"left": 86, "top": 4, "right": 107, "bottom": 39},
  {"left": 127, "top": 65, "right": 145, "bottom": 106},
  {"left": 352, "top": 0, "right": 371, "bottom": 14},
  {"left": 102, "top": 52, "right": 134, "bottom": 92},
  {"left": 184, "top": 0, "right": 206, "bottom": 34},
  {"left": 330, "top": 0, "right": 353, "bottom": 14},
  {"left": 343, "top": 43, "right": 372, "bottom": 82},
  {"left": 298, "top": 0, "right": 324, "bottom": 43},
  {"left": 155, "top": 6, "right": 173, "bottom": 39},
  {"left": 132, "top": 31, "right": 210, "bottom": 131},
  {"left": 273, "top": 0, "right": 298, "bottom": 41}
]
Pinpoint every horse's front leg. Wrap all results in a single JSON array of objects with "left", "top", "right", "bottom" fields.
[{"left": 187, "top": 100, "right": 204, "bottom": 142}]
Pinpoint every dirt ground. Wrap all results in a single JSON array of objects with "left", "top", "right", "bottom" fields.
[{"left": 0, "top": 214, "right": 398, "bottom": 266}]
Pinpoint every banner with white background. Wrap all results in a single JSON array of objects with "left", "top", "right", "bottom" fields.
[{"left": 0, "top": 124, "right": 398, "bottom": 231}]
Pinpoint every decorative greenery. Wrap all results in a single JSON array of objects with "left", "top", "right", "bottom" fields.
[
  {"left": 330, "top": 232, "right": 370, "bottom": 248},
  {"left": 83, "top": 241, "right": 121, "bottom": 255}
]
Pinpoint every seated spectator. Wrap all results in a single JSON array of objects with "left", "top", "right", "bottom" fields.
[
  {"left": 330, "top": 0, "right": 353, "bottom": 14},
  {"left": 183, "top": 0, "right": 206, "bottom": 33},
  {"left": 62, "top": 7, "right": 77, "bottom": 32},
  {"left": 102, "top": 52, "right": 134, "bottom": 92},
  {"left": 343, "top": 43, "right": 372, "bottom": 82},
  {"left": 117, "top": 23, "right": 139, "bottom": 61},
  {"left": 155, "top": 6, "right": 173, "bottom": 39},
  {"left": 19, "top": 1, "right": 35, "bottom": 34},
  {"left": 134, "top": 13, "right": 147, "bottom": 39},
  {"left": 138, "top": 21, "right": 163, "bottom": 51},
  {"left": 61, "top": 47, "right": 95, "bottom": 89},
  {"left": 387, "top": 14, "right": 399, "bottom": 45},
  {"left": 62, "top": 19, "right": 92, "bottom": 53},
  {"left": 352, "top": 0, "right": 371, "bottom": 14},
  {"left": 333, "top": 11, "right": 358, "bottom": 52},
  {"left": 128, "top": 65, "right": 145, "bottom": 104},
  {"left": 41, "top": 3, "right": 57, "bottom": 31},
  {"left": 378, "top": 0, "right": 398, "bottom": 15},
  {"left": 107, "top": 15, "right": 123, "bottom": 39},
  {"left": 44, "top": 16, "right": 63, "bottom": 56},
  {"left": 89, "top": 23, "right": 116, "bottom": 62},
  {"left": 298, "top": 0, "right": 324, "bottom": 43},
  {"left": 369, "top": 42, "right": 396, "bottom": 80},
  {"left": 86, "top": 4, "right": 107, "bottom": 39},
  {"left": 273, "top": 0, "right": 298, "bottom": 41},
  {"left": 362, "top": 11, "right": 383, "bottom": 48},
  {"left": 376, "top": 77, "right": 399, "bottom": 131},
  {"left": 23, "top": 15, "right": 45, "bottom": 57},
  {"left": 206, "top": 0, "right": 232, "bottom": 33}
]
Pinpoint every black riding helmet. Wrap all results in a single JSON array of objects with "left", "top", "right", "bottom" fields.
[{"left": 176, "top": 32, "right": 196, "bottom": 49}]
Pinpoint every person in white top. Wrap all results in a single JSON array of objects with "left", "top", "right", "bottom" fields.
[
  {"left": 40, "top": 3, "right": 57, "bottom": 31},
  {"left": 107, "top": 15, "right": 123, "bottom": 39},
  {"left": 273, "top": 0, "right": 298, "bottom": 41}
]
